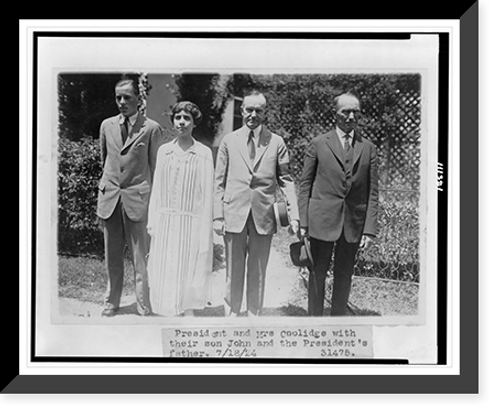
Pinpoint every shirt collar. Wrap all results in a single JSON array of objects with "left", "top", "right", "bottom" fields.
[
  {"left": 245, "top": 124, "right": 262, "bottom": 140},
  {"left": 121, "top": 111, "right": 139, "bottom": 126},
  {"left": 336, "top": 126, "right": 354, "bottom": 142},
  {"left": 172, "top": 137, "right": 199, "bottom": 156}
]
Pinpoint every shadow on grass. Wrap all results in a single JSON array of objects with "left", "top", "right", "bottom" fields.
[
  {"left": 191, "top": 303, "right": 380, "bottom": 317},
  {"left": 193, "top": 304, "right": 309, "bottom": 317},
  {"left": 261, "top": 304, "right": 308, "bottom": 317},
  {"left": 330, "top": 305, "right": 382, "bottom": 317},
  {"left": 190, "top": 304, "right": 381, "bottom": 317},
  {"left": 115, "top": 302, "right": 141, "bottom": 316},
  {"left": 194, "top": 304, "right": 307, "bottom": 317}
]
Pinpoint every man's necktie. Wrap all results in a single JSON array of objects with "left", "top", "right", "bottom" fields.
[
  {"left": 248, "top": 130, "right": 256, "bottom": 162},
  {"left": 344, "top": 135, "right": 351, "bottom": 154},
  {"left": 121, "top": 117, "right": 129, "bottom": 145}
]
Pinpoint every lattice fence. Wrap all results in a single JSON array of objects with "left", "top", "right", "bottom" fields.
[
  {"left": 253, "top": 74, "right": 422, "bottom": 283},
  {"left": 353, "top": 87, "right": 421, "bottom": 283}
]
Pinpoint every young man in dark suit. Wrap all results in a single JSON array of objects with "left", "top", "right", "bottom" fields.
[{"left": 298, "top": 92, "right": 379, "bottom": 316}]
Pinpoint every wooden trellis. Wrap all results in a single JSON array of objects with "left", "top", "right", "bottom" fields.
[{"left": 268, "top": 81, "right": 422, "bottom": 283}]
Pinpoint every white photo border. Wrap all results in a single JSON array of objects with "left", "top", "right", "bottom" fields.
[{"left": 13, "top": 12, "right": 477, "bottom": 393}]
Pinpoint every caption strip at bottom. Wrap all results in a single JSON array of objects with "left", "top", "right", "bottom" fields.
[{"left": 162, "top": 326, "right": 373, "bottom": 359}]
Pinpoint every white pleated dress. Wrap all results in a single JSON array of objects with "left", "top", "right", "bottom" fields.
[{"left": 147, "top": 139, "right": 214, "bottom": 316}]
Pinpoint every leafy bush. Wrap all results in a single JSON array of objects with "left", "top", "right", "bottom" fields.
[{"left": 58, "top": 137, "right": 103, "bottom": 256}]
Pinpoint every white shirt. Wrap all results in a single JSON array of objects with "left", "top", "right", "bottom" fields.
[
  {"left": 336, "top": 126, "right": 354, "bottom": 150},
  {"left": 121, "top": 111, "right": 139, "bottom": 131}
]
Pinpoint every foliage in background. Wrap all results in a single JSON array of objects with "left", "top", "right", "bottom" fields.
[
  {"left": 57, "top": 72, "right": 421, "bottom": 285},
  {"left": 173, "top": 73, "right": 231, "bottom": 146},
  {"left": 229, "top": 73, "right": 421, "bottom": 184},
  {"left": 58, "top": 137, "right": 103, "bottom": 256},
  {"left": 357, "top": 194, "right": 420, "bottom": 283},
  {"left": 58, "top": 72, "right": 150, "bottom": 141},
  {"left": 57, "top": 72, "right": 153, "bottom": 257},
  {"left": 227, "top": 73, "right": 421, "bottom": 283}
]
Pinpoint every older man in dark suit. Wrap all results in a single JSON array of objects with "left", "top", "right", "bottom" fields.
[
  {"left": 298, "top": 92, "right": 379, "bottom": 316},
  {"left": 97, "top": 76, "right": 164, "bottom": 317}
]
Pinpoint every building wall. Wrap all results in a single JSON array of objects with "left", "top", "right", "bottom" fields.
[{"left": 145, "top": 74, "right": 178, "bottom": 130}]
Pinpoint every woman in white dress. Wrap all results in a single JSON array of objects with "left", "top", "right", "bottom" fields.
[{"left": 147, "top": 101, "right": 214, "bottom": 317}]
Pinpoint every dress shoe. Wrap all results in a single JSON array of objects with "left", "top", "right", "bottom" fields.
[
  {"left": 224, "top": 303, "right": 238, "bottom": 317},
  {"left": 137, "top": 305, "right": 152, "bottom": 316},
  {"left": 102, "top": 307, "right": 118, "bottom": 317}
]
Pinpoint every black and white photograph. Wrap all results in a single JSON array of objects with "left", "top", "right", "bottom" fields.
[
  {"left": 57, "top": 71, "right": 424, "bottom": 320},
  {"left": 57, "top": 72, "right": 422, "bottom": 318},
  {"left": 27, "top": 27, "right": 447, "bottom": 368}
]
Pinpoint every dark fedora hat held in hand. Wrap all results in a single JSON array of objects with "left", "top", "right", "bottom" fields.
[{"left": 290, "top": 235, "right": 313, "bottom": 268}]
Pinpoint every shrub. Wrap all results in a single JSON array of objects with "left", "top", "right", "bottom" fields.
[
  {"left": 58, "top": 136, "right": 103, "bottom": 256},
  {"left": 354, "top": 195, "right": 420, "bottom": 283}
]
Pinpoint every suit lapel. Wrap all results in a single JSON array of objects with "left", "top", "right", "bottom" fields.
[
  {"left": 253, "top": 126, "right": 272, "bottom": 170},
  {"left": 111, "top": 115, "right": 123, "bottom": 149},
  {"left": 325, "top": 129, "right": 366, "bottom": 168},
  {"left": 236, "top": 127, "right": 254, "bottom": 172},
  {"left": 122, "top": 113, "right": 146, "bottom": 153},
  {"left": 352, "top": 131, "right": 365, "bottom": 167},
  {"left": 325, "top": 129, "right": 345, "bottom": 167}
]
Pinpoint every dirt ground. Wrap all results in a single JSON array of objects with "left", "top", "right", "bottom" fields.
[{"left": 58, "top": 233, "right": 307, "bottom": 320}]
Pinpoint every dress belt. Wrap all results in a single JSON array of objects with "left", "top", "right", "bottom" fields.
[{"left": 157, "top": 207, "right": 200, "bottom": 217}]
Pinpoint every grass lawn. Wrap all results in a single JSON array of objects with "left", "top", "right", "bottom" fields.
[
  {"left": 58, "top": 254, "right": 136, "bottom": 304},
  {"left": 59, "top": 226, "right": 419, "bottom": 317},
  {"left": 271, "top": 225, "right": 419, "bottom": 316}
]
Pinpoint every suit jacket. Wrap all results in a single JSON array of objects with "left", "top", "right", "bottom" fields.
[
  {"left": 97, "top": 113, "right": 164, "bottom": 222},
  {"left": 298, "top": 128, "right": 378, "bottom": 243},
  {"left": 214, "top": 125, "right": 299, "bottom": 235}
]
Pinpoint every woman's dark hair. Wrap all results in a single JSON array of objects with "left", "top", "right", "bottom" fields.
[{"left": 170, "top": 101, "right": 203, "bottom": 126}]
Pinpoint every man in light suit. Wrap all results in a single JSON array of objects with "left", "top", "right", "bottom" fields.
[
  {"left": 298, "top": 92, "right": 379, "bottom": 316},
  {"left": 97, "top": 77, "right": 164, "bottom": 317},
  {"left": 214, "top": 90, "right": 299, "bottom": 317}
]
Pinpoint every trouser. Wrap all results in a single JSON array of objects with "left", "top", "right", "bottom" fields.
[
  {"left": 308, "top": 232, "right": 360, "bottom": 316},
  {"left": 102, "top": 199, "right": 151, "bottom": 315},
  {"left": 223, "top": 213, "right": 273, "bottom": 315}
]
